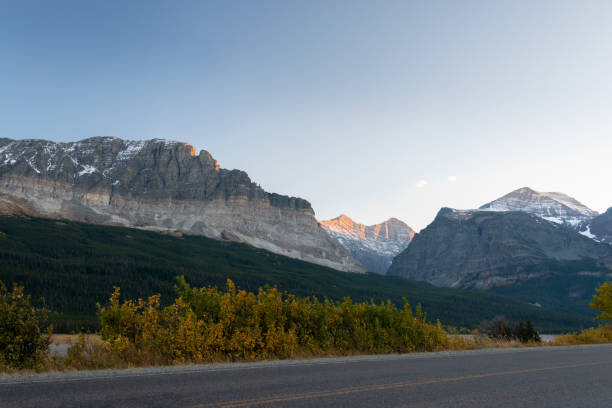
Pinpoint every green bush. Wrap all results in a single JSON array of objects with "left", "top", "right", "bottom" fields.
[
  {"left": 514, "top": 320, "right": 541, "bottom": 343},
  {"left": 0, "top": 280, "right": 51, "bottom": 369},
  {"left": 95, "top": 277, "right": 449, "bottom": 365}
]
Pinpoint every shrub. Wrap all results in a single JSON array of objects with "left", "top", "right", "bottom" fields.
[
  {"left": 591, "top": 281, "right": 612, "bottom": 322},
  {"left": 95, "top": 277, "right": 449, "bottom": 365},
  {"left": 479, "top": 316, "right": 514, "bottom": 340},
  {"left": 0, "top": 280, "right": 51, "bottom": 369},
  {"left": 514, "top": 320, "right": 541, "bottom": 343},
  {"left": 63, "top": 334, "right": 124, "bottom": 370},
  {"left": 552, "top": 326, "right": 612, "bottom": 345},
  {"left": 479, "top": 316, "right": 541, "bottom": 343}
]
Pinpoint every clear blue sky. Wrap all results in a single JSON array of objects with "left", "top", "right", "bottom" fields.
[{"left": 2, "top": 0, "right": 611, "bottom": 231}]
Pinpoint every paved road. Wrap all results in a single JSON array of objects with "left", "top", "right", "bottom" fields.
[{"left": 2, "top": 345, "right": 612, "bottom": 407}]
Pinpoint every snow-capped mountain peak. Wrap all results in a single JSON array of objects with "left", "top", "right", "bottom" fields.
[{"left": 479, "top": 187, "right": 598, "bottom": 226}]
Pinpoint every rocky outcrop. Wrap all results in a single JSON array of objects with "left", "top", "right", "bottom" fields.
[
  {"left": 387, "top": 208, "right": 612, "bottom": 288},
  {"left": 320, "top": 215, "right": 414, "bottom": 274},
  {"left": 0, "top": 137, "right": 365, "bottom": 273}
]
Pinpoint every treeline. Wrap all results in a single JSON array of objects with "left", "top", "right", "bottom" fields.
[{"left": 0, "top": 215, "right": 594, "bottom": 332}]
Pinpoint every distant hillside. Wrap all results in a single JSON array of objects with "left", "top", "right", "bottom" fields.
[{"left": 0, "top": 215, "right": 591, "bottom": 333}]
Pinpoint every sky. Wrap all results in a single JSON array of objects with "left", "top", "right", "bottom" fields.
[{"left": 1, "top": 0, "right": 611, "bottom": 231}]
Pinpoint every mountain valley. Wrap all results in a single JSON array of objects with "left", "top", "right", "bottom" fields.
[
  {"left": 1, "top": 137, "right": 611, "bottom": 330},
  {"left": 0, "top": 215, "right": 590, "bottom": 332}
]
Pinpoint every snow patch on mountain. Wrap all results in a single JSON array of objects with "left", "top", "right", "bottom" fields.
[
  {"left": 580, "top": 225, "right": 598, "bottom": 241},
  {"left": 116, "top": 140, "right": 147, "bottom": 162},
  {"left": 78, "top": 164, "right": 98, "bottom": 177}
]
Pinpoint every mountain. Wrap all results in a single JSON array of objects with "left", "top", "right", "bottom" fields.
[
  {"left": 319, "top": 215, "right": 414, "bottom": 274},
  {"left": 0, "top": 215, "right": 592, "bottom": 332},
  {"left": 0, "top": 137, "right": 365, "bottom": 273},
  {"left": 478, "top": 187, "right": 612, "bottom": 245},
  {"left": 387, "top": 208, "right": 612, "bottom": 316},
  {"left": 479, "top": 187, "right": 599, "bottom": 227},
  {"left": 578, "top": 208, "right": 612, "bottom": 244}
]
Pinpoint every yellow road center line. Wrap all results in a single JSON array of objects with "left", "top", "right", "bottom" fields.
[{"left": 193, "top": 360, "right": 612, "bottom": 408}]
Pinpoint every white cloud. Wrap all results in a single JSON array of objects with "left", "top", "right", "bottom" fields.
[
  {"left": 414, "top": 179, "right": 428, "bottom": 188},
  {"left": 447, "top": 175, "right": 457, "bottom": 182}
]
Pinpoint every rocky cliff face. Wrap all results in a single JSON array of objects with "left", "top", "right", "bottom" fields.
[
  {"left": 479, "top": 187, "right": 598, "bottom": 227},
  {"left": 319, "top": 215, "right": 414, "bottom": 274},
  {"left": 0, "top": 137, "right": 365, "bottom": 273},
  {"left": 387, "top": 208, "right": 612, "bottom": 288}
]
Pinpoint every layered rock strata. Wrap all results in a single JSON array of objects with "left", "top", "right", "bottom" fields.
[{"left": 0, "top": 137, "right": 365, "bottom": 273}]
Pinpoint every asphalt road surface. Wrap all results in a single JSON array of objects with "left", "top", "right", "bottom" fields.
[{"left": 2, "top": 345, "right": 611, "bottom": 407}]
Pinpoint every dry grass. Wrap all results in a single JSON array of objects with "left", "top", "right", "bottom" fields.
[
  {"left": 447, "top": 334, "right": 546, "bottom": 350},
  {"left": 4, "top": 331, "right": 610, "bottom": 375},
  {"left": 51, "top": 334, "right": 102, "bottom": 345}
]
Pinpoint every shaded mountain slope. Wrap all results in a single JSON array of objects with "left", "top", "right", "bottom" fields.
[{"left": 387, "top": 208, "right": 612, "bottom": 316}]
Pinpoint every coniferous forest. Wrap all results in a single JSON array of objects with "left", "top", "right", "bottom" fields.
[{"left": 0, "top": 215, "right": 593, "bottom": 332}]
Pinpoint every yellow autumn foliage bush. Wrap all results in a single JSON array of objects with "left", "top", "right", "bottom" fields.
[
  {"left": 552, "top": 325, "right": 612, "bottom": 345},
  {"left": 93, "top": 277, "right": 449, "bottom": 365},
  {"left": 551, "top": 281, "right": 612, "bottom": 346},
  {"left": 0, "top": 281, "right": 51, "bottom": 370},
  {"left": 591, "top": 281, "right": 612, "bottom": 322}
]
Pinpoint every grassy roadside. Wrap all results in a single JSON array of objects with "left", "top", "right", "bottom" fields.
[{"left": 4, "top": 333, "right": 607, "bottom": 376}]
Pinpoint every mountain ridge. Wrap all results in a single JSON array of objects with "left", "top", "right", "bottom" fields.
[
  {"left": 0, "top": 136, "right": 365, "bottom": 273},
  {"left": 320, "top": 214, "right": 414, "bottom": 274}
]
